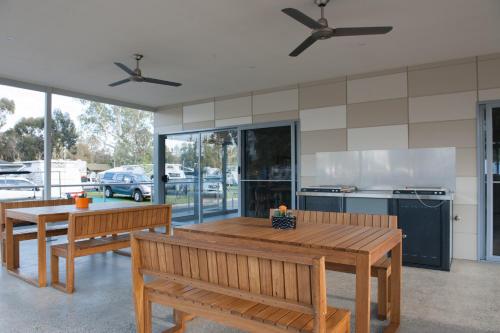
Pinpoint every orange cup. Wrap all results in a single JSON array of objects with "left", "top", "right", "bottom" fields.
[{"left": 75, "top": 197, "right": 90, "bottom": 209}]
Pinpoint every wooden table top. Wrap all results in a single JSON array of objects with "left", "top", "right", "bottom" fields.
[
  {"left": 175, "top": 217, "right": 401, "bottom": 255},
  {"left": 5, "top": 201, "right": 146, "bottom": 223}
]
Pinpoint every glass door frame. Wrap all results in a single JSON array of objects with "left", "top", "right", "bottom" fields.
[
  {"left": 479, "top": 101, "right": 500, "bottom": 261},
  {"left": 238, "top": 120, "right": 299, "bottom": 216}
]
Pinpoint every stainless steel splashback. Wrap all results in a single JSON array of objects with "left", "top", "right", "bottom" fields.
[{"left": 315, "top": 147, "right": 456, "bottom": 191}]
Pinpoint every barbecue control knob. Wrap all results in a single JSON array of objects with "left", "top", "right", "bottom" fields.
[{"left": 454, "top": 215, "right": 461, "bottom": 222}]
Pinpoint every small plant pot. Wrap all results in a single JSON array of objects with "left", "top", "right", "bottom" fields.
[{"left": 75, "top": 197, "right": 90, "bottom": 209}]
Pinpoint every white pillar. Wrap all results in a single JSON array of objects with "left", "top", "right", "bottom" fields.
[{"left": 43, "top": 92, "right": 52, "bottom": 200}]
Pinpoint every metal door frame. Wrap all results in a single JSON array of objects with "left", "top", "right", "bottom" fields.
[
  {"left": 238, "top": 121, "right": 298, "bottom": 216},
  {"left": 479, "top": 101, "right": 500, "bottom": 261}
]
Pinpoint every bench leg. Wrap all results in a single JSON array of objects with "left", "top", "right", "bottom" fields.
[
  {"left": 377, "top": 269, "right": 389, "bottom": 320},
  {"left": 51, "top": 251, "right": 59, "bottom": 285},
  {"left": 66, "top": 256, "right": 75, "bottom": 293},
  {"left": 1, "top": 238, "right": 5, "bottom": 266},
  {"left": 163, "top": 310, "right": 189, "bottom": 333},
  {"left": 144, "top": 298, "right": 152, "bottom": 333},
  {"left": 13, "top": 238, "right": 20, "bottom": 269}
]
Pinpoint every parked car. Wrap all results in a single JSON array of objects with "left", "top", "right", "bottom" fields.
[
  {"left": 0, "top": 176, "right": 42, "bottom": 200},
  {"left": 165, "top": 164, "right": 187, "bottom": 191},
  {"left": 100, "top": 172, "right": 152, "bottom": 202}
]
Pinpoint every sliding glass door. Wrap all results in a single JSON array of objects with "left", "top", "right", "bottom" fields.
[
  {"left": 164, "top": 129, "right": 238, "bottom": 224},
  {"left": 240, "top": 123, "right": 296, "bottom": 218}
]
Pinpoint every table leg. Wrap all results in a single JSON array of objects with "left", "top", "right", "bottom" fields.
[
  {"left": 5, "top": 217, "right": 14, "bottom": 270},
  {"left": 37, "top": 221, "right": 47, "bottom": 287},
  {"left": 384, "top": 241, "right": 402, "bottom": 333},
  {"left": 355, "top": 254, "right": 371, "bottom": 333}
]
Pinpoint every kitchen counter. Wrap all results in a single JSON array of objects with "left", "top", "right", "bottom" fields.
[{"left": 296, "top": 189, "right": 454, "bottom": 201}]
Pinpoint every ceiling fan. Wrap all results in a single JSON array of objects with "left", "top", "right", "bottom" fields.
[
  {"left": 109, "top": 54, "right": 182, "bottom": 87},
  {"left": 282, "top": 0, "right": 393, "bottom": 57}
]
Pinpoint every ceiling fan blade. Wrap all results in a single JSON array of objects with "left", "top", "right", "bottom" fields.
[
  {"left": 143, "top": 77, "right": 182, "bottom": 87},
  {"left": 113, "top": 62, "right": 135, "bottom": 75},
  {"left": 282, "top": 8, "right": 323, "bottom": 30},
  {"left": 108, "top": 78, "right": 131, "bottom": 87},
  {"left": 289, "top": 35, "right": 318, "bottom": 57},
  {"left": 333, "top": 26, "right": 393, "bottom": 37}
]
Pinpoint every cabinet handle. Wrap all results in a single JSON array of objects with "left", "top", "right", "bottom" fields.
[
  {"left": 402, "top": 234, "right": 407, "bottom": 239},
  {"left": 453, "top": 215, "right": 461, "bottom": 222}
]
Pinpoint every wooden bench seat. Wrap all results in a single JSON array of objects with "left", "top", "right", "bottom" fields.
[
  {"left": 270, "top": 209, "right": 397, "bottom": 320},
  {"left": 131, "top": 232, "right": 351, "bottom": 333},
  {"left": 51, "top": 204, "right": 171, "bottom": 294},
  {"left": 1, "top": 198, "right": 76, "bottom": 267}
]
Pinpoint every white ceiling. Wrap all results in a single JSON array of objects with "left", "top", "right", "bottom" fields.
[{"left": 1, "top": 0, "right": 500, "bottom": 109}]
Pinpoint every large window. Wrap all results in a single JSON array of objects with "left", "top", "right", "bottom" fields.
[
  {"left": 0, "top": 85, "right": 46, "bottom": 201},
  {"left": 51, "top": 94, "right": 154, "bottom": 202}
]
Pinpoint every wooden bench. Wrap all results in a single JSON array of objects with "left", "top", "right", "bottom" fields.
[
  {"left": 50, "top": 204, "right": 171, "bottom": 293},
  {"left": 131, "top": 232, "right": 351, "bottom": 333},
  {"left": 0, "top": 198, "right": 78, "bottom": 267},
  {"left": 270, "top": 209, "right": 397, "bottom": 320}
]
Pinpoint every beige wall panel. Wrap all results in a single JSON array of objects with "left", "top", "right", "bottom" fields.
[
  {"left": 253, "top": 89, "right": 298, "bottom": 115},
  {"left": 183, "top": 120, "right": 214, "bottom": 131},
  {"left": 455, "top": 177, "right": 477, "bottom": 205},
  {"left": 300, "top": 105, "right": 346, "bottom": 132},
  {"left": 215, "top": 96, "right": 252, "bottom": 120},
  {"left": 456, "top": 148, "right": 477, "bottom": 177},
  {"left": 453, "top": 232, "right": 477, "bottom": 260},
  {"left": 408, "top": 61, "right": 477, "bottom": 97},
  {"left": 155, "top": 124, "right": 183, "bottom": 135},
  {"left": 347, "top": 98, "right": 408, "bottom": 128},
  {"left": 301, "top": 129, "right": 347, "bottom": 154},
  {"left": 154, "top": 106, "right": 183, "bottom": 127},
  {"left": 347, "top": 72, "right": 407, "bottom": 104},
  {"left": 347, "top": 125, "right": 408, "bottom": 151},
  {"left": 409, "top": 91, "right": 477, "bottom": 123},
  {"left": 478, "top": 57, "right": 500, "bottom": 90},
  {"left": 299, "top": 81, "right": 346, "bottom": 109},
  {"left": 301, "top": 176, "right": 316, "bottom": 187},
  {"left": 453, "top": 204, "right": 477, "bottom": 234},
  {"left": 409, "top": 120, "right": 476, "bottom": 148},
  {"left": 252, "top": 110, "right": 299, "bottom": 123},
  {"left": 215, "top": 116, "right": 252, "bottom": 128},
  {"left": 301, "top": 154, "right": 316, "bottom": 177},
  {"left": 183, "top": 102, "right": 215, "bottom": 123},
  {"left": 479, "top": 88, "right": 500, "bottom": 101}
]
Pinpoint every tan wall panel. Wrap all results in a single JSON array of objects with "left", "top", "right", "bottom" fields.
[
  {"left": 301, "top": 129, "right": 347, "bottom": 154},
  {"left": 252, "top": 110, "right": 299, "bottom": 123},
  {"left": 408, "top": 61, "right": 477, "bottom": 97},
  {"left": 301, "top": 154, "right": 316, "bottom": 177},
  {"left": 409, "top": 91, "right": 477, "bottom": 123},
  {"left": 215, "top": 96, "right": 252, "bottom": 120},
  {"left": 347, "top": 98, "right": 408, "bottom": 128},
  {"left": 215, "top": 116, "right": 252, "bottom": 127},
  {"left": 183, "top": 120, "right": 214, "bottom": 131},
  {"left": 155, "top": 124, "right": 183, "bottom": 135},
  {"left": 409, "top": 120, "right": 476, "bottom": 148},
  {"left": 479, "top": 88, "right": 500, "bottom": 101},
  {"left": 347, "top": 125, "right": 408, "bottom": 151},
  {"left": 478, "top": 57, "right": 500, "bottom": 90},
  {"left": 300, "top": 105, "right": 346, "bottom": 131},
  {"left": 154, "top": 106, "right": 183, "bottom": 127},
  {"left": 453, "top": 204, "right": 477, "bottom": 234},
  {"left": 301, "top": 176, "right": 316, "bottom": 187},
  {"left": 347, "top": 72, "right": 407, "bottom": 104},
  {"left": 183, "top": 102, "right": 215, "bottom": 123},
  {"left": 455, "top": 177, "right": 477, "bottom": 205},
  {"left": 299, "top": 81, "right": 346, "bottom": 109},
  {"left": 453, "top": 232, "right": 477, "bottom": 260},
  {"left": 456, "top": 148, "right": 477, "bottom": 177},
  {"left": 253, "top": 89, "right": 298, "bottom": 115}
]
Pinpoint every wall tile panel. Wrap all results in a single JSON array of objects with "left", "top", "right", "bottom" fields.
[
  {"left": 347, "top": 98, "right": 408, "bottom": 128},
  {"left": 347, "top": 125, "right": 408, "bottom": 151},
  {"left": 300, "top": 105, "right": 346, "bottom": 131},
  {"left": 347, "top": 72, "right": 407, "bottom": 104},
  {"left": 409, "top": 91, "right": 477, "bottom": 123}
]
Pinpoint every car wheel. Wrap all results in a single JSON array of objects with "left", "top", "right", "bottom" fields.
[
  {"left": 133, "top": 190, "right": 144, "bottom": 202},
  {"left": 104, "top": 187, "right": 113, "bottom": 198}
]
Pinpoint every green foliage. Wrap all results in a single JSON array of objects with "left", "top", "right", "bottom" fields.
[
  {"left": 0, "top": 97, "right": 15, "bottom": 129},
  {"left": 78, "top": 100, "right": 153, "bottom": 166},
  {"left": 52, "top": 109, "right": 78, "bottom": 159}
]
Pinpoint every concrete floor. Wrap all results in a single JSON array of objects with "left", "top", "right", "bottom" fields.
[{"left": 1, "top": 237, "right": 500, "bottom": 333}]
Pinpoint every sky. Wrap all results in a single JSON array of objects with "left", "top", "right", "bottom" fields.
[{"left": 0, "top": 84, "right": 83, "bottom": 131}]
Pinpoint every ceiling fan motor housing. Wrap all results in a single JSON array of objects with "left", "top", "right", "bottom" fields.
[{"left": 314, "top": 0, "right": 330, "bottom": 7}]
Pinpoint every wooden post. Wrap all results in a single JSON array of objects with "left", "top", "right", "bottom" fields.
[
  {"left": 311, "top": 256, "right": 327, "bottom": 333},
  {"left": 355, "top": 254, "right": 371, "bottom": 333},
  {"left": 37, "top": 218, "right": 47, "bottom": 287},
  {"left": 131, "top": 234, "right": 145, "bottom": 333}
]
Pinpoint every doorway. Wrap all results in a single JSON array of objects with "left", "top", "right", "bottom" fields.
[
  {"left": 480, "top": 102, "right": 500, "bottom": 261},
  {"left": 164, "top": 129, "right": 238, "bottom": 225}
]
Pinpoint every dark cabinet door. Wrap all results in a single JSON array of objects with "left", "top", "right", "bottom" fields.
[
  {"left": 397, "top": 199, "right": 448, "bottom": 268},
  {"left": 300, "top": 196, "right": 342, "bottom": 212}
]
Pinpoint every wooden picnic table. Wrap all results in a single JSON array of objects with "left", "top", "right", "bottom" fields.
[
  {"left": 4, "top": 201, "right": 145, "bottom": 287},
  {"left": 174, "top": 217, "right": 402, "bottom": 333}
]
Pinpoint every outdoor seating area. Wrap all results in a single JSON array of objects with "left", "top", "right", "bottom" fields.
[{"left": 1, "top": 1, "right": 500, "bottom": 333}]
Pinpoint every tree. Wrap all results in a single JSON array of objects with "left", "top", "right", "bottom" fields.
[
  {"left": 78, "top": 100, "right": 153, "bottom": 166},
  {"left": 0, "top": 97, "right": 15, "bottom": 129},
  {"left": 52, "top": 109, "right": 78, "bottom": 159}
]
